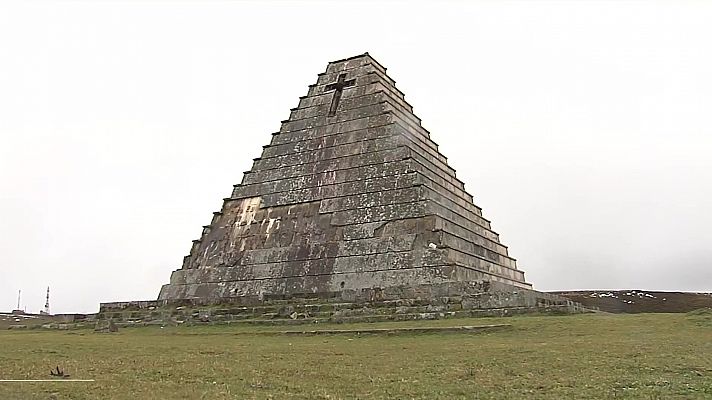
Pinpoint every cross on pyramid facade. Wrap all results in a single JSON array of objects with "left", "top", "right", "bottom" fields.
[
  {"left": 158, "top": 53, "right": 536, "bottom": 303},
  {"left": 325, "top": 73, "right": 356, "bottom": 116}
]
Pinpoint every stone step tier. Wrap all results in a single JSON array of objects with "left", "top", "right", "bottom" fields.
[{"left": 101, "top": 283, "right": 590, "bottom": 327}]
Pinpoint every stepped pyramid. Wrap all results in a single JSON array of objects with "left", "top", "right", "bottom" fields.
[{"left": 157, "top": 53, "right": 544, "bottom": 307}]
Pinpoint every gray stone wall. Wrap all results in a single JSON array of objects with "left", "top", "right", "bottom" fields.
[{"left": 109, "top": 282, "right": 588, "bottom": 327}]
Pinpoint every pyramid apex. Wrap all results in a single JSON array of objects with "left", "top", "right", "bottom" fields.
[
  {"left": 328, "top": 52, "right": 373, "bottom": 64},
  {"left": 326, "top": 52, "right": 387, "bottom": 74}
]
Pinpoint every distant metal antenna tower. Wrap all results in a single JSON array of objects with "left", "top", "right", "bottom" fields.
[{"left": 44, "top": 287, "right": 50, "bottom": 315}]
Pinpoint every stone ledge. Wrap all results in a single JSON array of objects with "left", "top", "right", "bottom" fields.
[{"left": 271, "top": 324, "right": 511, "bottom": 335}]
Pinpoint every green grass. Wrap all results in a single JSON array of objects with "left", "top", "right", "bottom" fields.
[{"left": 0, "top": 313, "right": 710, "bottom": 399}]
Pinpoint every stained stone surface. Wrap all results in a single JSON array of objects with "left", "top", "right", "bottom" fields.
[{"left": 157, "top": 53, "right": 534, "bottom": 302}]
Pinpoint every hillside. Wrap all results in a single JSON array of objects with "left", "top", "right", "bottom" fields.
[{"left": 552, "top": 290, "right": 712, "bottom": 313}]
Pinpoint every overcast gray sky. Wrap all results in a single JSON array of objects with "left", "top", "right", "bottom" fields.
[{"left": 1, "top": 1, "right": 711, "bottom": 314}]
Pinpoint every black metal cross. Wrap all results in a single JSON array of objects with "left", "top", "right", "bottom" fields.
[{"left": 324, "top": 74, "right": 356, "bottom": 116}]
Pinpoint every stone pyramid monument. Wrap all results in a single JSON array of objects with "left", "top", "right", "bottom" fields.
[{"left": 144, "top": 53, "right": 582, "bottom": 318}]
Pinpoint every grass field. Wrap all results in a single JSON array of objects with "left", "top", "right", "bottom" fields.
[{"left": 0, "top": 313, "right": 710, "bottom": 399}]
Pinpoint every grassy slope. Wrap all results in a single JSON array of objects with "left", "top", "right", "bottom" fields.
[{"left": 0, "top": 313, "right": 710, "bottom": 400}]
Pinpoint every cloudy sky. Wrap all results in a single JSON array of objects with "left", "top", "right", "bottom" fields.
[{"left": 1, "top": 1, "right": 710, "bottom": 313}]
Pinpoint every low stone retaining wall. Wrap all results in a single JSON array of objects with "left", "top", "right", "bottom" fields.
[{"left": 95, "top": 282, "right": 589, "bottom": 328}]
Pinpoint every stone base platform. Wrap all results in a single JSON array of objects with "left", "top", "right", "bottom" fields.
[
  {"left": 97, "top": 282, "right": 590, "bottom": 328},
  {"left": 275, "top": 324, "right": 511, "bottom": 335}
]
